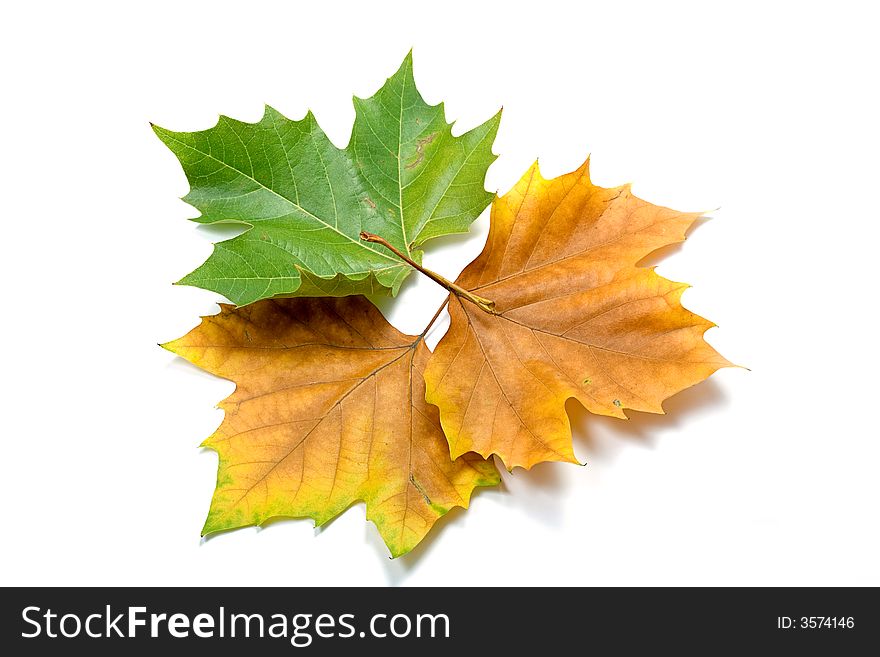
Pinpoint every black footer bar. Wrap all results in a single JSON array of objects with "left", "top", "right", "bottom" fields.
[{"left": 2, "top": 587, "right": 876, "bottom": 654}]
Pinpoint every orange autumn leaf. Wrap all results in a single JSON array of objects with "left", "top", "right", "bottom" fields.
[
  {"left": 424, "top": 159, "right": 732, "bottom": 470},
  {"left": 164, "top": 296, "right": 499, "bottom": 557}
]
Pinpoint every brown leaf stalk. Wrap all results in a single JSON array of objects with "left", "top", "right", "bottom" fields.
[{"left": 360, "top": 231, "right": 497, "bottom": 314}]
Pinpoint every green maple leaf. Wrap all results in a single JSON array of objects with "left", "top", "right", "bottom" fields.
[{"left": 153, "top": 53, "right": 500, "bottom": 305}]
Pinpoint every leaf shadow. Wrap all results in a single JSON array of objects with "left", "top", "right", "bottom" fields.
[
  {"left": 492, "top": 459, "right": 568, "bottom": 527},
  {"left": 570, "top": 378, "right": 729, "bottom": 461},
  {"left": 367, "top": 282, "right": 412, "bottom": 320},
  {"left": 164, "top": 352, "right": 224, "bottom": 381},
  {"left": 375, "top": 460, "right": 573, "bottom": 585},
  {"left": 193, "top": 222, "right": 249, "bottom": 242},
  {"left": 636, "top": 215, "right": 711, "bottom": 268},
  {"left": 373, "top": 484, "right": 506, "bottom": 585}
]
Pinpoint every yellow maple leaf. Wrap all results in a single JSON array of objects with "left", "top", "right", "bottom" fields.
[
  {"left": 165, "top": 297, "right": 499, "bottom": 557},
  {"left": 423, "top": 159, "right": 733, "bottom": 470}
]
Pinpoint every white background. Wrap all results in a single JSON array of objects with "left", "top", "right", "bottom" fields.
[{"left": 2, "top": 0, "right": 878, "bottom": 586}]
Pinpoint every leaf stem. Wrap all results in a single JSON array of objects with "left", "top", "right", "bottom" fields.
[
  {"left": 420, "top": 298, "right": 449, "bottom": 339},
  {"left": 359, "top": 232, "right": 497, "bottom": 314}
]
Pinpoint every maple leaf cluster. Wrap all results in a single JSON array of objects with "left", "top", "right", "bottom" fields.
[{"left": 158, "top": 53, "right": 731, "bottom": 557}]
